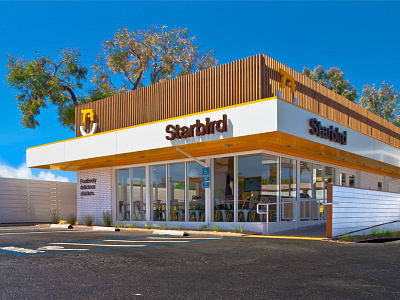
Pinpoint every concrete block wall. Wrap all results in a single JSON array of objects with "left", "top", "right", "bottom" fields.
[{"left": 77, "top": 167, "right": 113, "bottom": 226}]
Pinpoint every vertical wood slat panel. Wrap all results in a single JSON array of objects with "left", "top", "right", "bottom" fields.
[
  {"left": 261, "top": 54, "right": 400, "bottom": 148},
  {"left": 75, "top": 53, "right": 400, "bottom": 149}
]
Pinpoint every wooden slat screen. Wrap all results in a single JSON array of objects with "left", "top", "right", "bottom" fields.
[
  {"left": 77, "top": 55, "right": 262, "bottom": 137},
  {"left": 76, "top": 54, "right": 400, "bottom": 149}
]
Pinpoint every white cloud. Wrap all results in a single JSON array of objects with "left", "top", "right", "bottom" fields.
[{"left": 0, "top": 163, "right": 70, "bottom": 182}]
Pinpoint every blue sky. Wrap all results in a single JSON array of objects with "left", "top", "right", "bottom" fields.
[{"left": 0, "top": 1, "right": 399, "bottom": 182}]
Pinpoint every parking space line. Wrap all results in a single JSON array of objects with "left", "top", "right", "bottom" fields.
[
  {"left": 52, "top": 243, "right": 148, "bottom": 247},
  {"left": 102, "top": 240, "right": 189, "bottom": 243},
  {"left": 0, "top": 231, "right": 89, "bottom": 236},
  {"left": 0, "top": 236, "right": 231, "bottom": 255}
]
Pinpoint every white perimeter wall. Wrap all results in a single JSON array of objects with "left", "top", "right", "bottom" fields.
[
  {"left": 0, "top": 178, "right": 76, "bottom": 223},
  {"left": 77, "top": 167, "right": 113, "bottom": 226},
  {"left": 331, "top": 185, "right": 400, "bottom": 237}
]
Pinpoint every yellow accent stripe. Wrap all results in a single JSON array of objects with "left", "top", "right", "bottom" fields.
[
  {"left": 245, "top": 235, "right": 325, "bottom": 241},
  {"left": 27, "top": 96, "right": 278, "bottom": 150}
]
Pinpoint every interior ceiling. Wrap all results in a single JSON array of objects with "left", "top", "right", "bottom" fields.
[{"left": 33, "top": 132, "right": 400, "bottom": 178}]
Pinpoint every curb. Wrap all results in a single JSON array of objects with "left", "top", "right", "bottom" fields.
[
  {"left": 92, "top": 227, "right": 120, "bottom": 232},
  {"left": 153, "top": 230, "right": 188, "bottom": 236}
]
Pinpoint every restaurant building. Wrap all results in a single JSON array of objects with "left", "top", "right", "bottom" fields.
[{"left": 26, "top": 54, "right": 400, "bottom": 233}]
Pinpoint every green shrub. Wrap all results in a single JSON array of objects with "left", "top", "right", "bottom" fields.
[
  {"left": 50, "top": 209, "right": 60, "bottom": 224},
  {"left": 213, "top": 226, "right": 220, "bottom": 232},
  {"left": 125, "top": 224, "right": 136, "bottom": 228},
  {"left": 115, "top": 221, "right": 122, "bottom": 228},
  {"left": 67, "top": 214, "right": 77, "bottom": 225},
  {"left": 84, "top": 215, "right": 94, "bottom": 226},
  {"left": 154, "top": 224, "right": 167, "bottom": 230},
  {"left": 371, "top": 227, "right": 378, "bottom": 237},
  {"left": 144, "top": 222, "right": 149, "bottom": 229},
  {"left": 199, "top": 225, "right": 207, "bottom": 231},
  {"left": 235, "top": 225, "right": 243, "bottom": 233},
  {"left": 102, "top": 211, "right": 112, "bottom": 227}
]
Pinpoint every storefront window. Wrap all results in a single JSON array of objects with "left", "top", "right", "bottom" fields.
[
  {"left": 150, "top": 165, "right": 167, "bottom": 221},
  {"left": 300, "top": 161, "right": 312, "bottom": 220},
  {"left": 168, "top": 163, "right": 185, "bottom": 222},
  {"left": 281, "top": 158, "right": 296, "bottom": 221},
  {"left": 340, "top": 173, "right": 346, "bottom": 186},
  {"left": 117, "top": 169, "right": 130, "bottom": 221},
  {"left": 131, "top": 167, "right": 146, "bottom": 221},
  {"left": 237, "top": 154, "right": 279, "bottom": 223},
  {"left": 313, "top": 165, "right": 324, "bottom": 219},
  {"left": 214, "top": 157, "right": 234, "bottom": 222},
  {"left": 188, "top": 162, "right": 205, "bottom": 222},
  {"left": 349, "top": 174, "right": 355, "bottom": 187}
]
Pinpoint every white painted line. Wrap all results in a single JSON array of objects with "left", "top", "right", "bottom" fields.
[
  {"left": 102, "top": 240, "right": 190, "bottom": 243},
  {"left": 51, "top": 243, "right": 146, "bottom": 247},
  {"left": 0, "top": 246, "right": 44, "bottom": 254},
  {"left": 0, "top": 231, "right": 80, "bottom": 236},
  {"left": 147, "top": 237, "right": 222, "bottom": 240},
  {"left": 36, "top": 246, "right": 89, "bottom": 251},
  {"left": 0, "top": 228, "right": 48, "bottom": 231}
]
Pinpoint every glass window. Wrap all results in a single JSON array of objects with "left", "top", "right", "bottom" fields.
[
  {"left": 340, "top": 173, "right": 346, "bottom": 186},
  {"left": 150, "top": 165, "right": 167, "bottom": 221},
  {"left": 378, "top": 182, "right": 382, "bottom": 191},
  {"left": 300, "top": 162, "right": 312, "bottom": 220},
  {"left": 281, "top": 158, "right": 296, "bottom": 221},
  {"left": 188, "top": 162, "right": 205, "bottom": 222},
  {"left": 325, "top": 167, "right": 335, "bottom": 196},
  {"left": 313, "top": 165, "right": 324, "bottom": 220},
  {"left": 168, "top": 163, "right": 185, "bottom": 222},
  {"left": 214, "top": 157, "right": 234, "bottom": 222},
  {"left": 131, "top": 167, "right": 146, "bottom": 221},
  {"left": 349, "top": 174, "right": 355, "bottom": 187},
  {"left": 237, "top": 154, "right": 279, "bottom": 223},
  {"left": 117, "top": 169, "right": 130, "bottom": 221}
]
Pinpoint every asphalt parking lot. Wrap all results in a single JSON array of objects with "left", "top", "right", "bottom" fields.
[{"left": 0, "top": 226, "right": 399, "bottom": 299}]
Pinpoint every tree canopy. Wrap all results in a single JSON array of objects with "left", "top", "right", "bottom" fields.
[
  {"left": 302, "top": 65, "right": 358, "bottom": 102},
  {"left": 6, "top": 25, "right": 218, "bottom": 130},
  {"left": 6, "top": 49, "right": 87, "bottom": 130},
  {"left": 359, "top": 81, "right": 400, "bottom": 126}
]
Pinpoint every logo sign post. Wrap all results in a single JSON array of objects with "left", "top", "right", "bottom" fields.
[{"left": 80, "top": 109, "right": 98, "bottom": 136}]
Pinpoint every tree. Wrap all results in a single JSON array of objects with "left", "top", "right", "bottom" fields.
[
  {"left": 90, "top": 25, "right": 217, "bottom": 95},
  {"left": 6, "top": 49, "right": 88, "bottom": 130},
  {"left": 359, "top": 81, "right": 400, "bottom": 126},
  {"left": 302, "top": 65, "right": 358, "bottom": 102},
  {"left": 6, "top": 25, "right": 218, "bottom": 131}
]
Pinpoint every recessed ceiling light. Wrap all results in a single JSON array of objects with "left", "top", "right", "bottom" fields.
[
  {"left": 224, "top": 144, "right": 232, "bottom": 147},
  {"left": 318, "top": 152, "right": 324, "bottom": 155},
  {"left": 285, "top": 145, "right": 294, "bottom": 147},
  {"left": 139, "top": 156, "right": 146, "bottom": 158},
  {"left": 106, "top": 160, "right": 112, "bottom": 163},
  {"left": 342, "top": 158, "right": 347, "bottom": 161}
]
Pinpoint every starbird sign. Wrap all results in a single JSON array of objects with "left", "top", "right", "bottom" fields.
[
  {"left": 80, "top": 109, "right": 98, "bottom": 136},
  {"left": 165, "top": 115, "right": 228, "bottom": 140}
]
